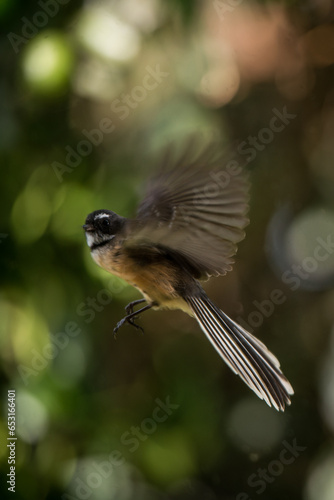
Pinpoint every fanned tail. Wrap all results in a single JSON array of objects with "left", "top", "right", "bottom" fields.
[{"left": 186, "top": 294, "right": 294, "bottom": 411}]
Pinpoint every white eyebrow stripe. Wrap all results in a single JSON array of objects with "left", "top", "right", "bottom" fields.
[{"left": 95, "top": 213, "right": 110, "bottom": 219}]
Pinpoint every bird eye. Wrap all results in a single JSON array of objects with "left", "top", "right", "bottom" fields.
[{"left": 100, "top": 218, "right": 111, "bottom": 231}]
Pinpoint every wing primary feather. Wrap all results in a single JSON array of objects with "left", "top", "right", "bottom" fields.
[{"left": 132, "top": 139, "right": 250, "bottom": 278}]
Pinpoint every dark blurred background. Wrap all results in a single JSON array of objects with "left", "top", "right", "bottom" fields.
[{"left": 1, "top": 0, "right": 334, "bottom": 499}]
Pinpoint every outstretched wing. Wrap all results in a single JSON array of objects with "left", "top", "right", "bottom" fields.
[{"left": 127, "top": 139, "right": 249, "bottom": 278}]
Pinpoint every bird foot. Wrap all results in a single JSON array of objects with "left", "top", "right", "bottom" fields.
[{"left": 113, "top": 314, "right": 144, "bottom": 338}]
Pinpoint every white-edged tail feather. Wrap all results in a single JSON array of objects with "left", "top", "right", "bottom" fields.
[{"left": 186, "top": 295, "right": 294, "bottom": 411}]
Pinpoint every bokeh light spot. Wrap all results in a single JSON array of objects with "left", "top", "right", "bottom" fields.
[
  {"left": 11, "top": 185, "right": 52, "bottom": 244},
  {"left": 305, "top": 452, "right": 334, "bottom": 500},
  {"left": 227, "top": 398, "right": 286, "bottom": 454},
  {"left": 141, "top": 430, "right": 196, "bottom": 485},
  {"left": 22, "top": 31, "right": 73, "bottom": 95},
  {"left": 76, "top": 8, "right": 140, "bottom": 62},
  {"left": 284, "top": 207, "right": 334, "bottom": 289},
  {"left": 16, "top": 390, "right": 49, "bottom": 443}
]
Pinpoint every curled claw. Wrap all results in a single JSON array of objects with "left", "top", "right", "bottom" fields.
[
  {"left": 113, "top": 315, "right": 144, "bottom": 337},
  {"left": 127, "top": 316, "right": 145, "bottom": 334},
  {"left": 113, "top": 303, "right": 153, "bottom": 337}
]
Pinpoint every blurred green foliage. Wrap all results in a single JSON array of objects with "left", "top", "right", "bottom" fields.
[{"left": 1, "top": 0, "right": 334, "bottom": 499}]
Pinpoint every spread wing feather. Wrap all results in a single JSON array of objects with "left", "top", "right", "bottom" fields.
[{"left": 127, "top": 141, "right": 249, "bottom": 278}]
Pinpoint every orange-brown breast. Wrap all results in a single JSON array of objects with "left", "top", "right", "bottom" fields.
[{"left": 91, "top": 243, "right": 192, "bottom": 313}]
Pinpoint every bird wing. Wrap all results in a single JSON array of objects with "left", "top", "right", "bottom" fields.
[{"left": 126, "top": 140, "right": 249, "bottom": 278}]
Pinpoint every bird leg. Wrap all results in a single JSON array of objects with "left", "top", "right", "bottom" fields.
[
  {"left": 125, "top": 298, "right": 147, "bottom": 315},
  {"left": 114, "top": 302, "right": 153, "bottom": 337}
]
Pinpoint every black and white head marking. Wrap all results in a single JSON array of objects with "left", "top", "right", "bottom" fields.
[{"left": 83, "top": 210, "right": 125, "bottom": 250}]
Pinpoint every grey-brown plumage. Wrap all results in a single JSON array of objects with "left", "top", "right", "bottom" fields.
[
  {"left": 131, "top": 142, "right": 249, "bottom": 278},
  {"left": 83, "top": 140, "right": 294, "bottom": 411}
]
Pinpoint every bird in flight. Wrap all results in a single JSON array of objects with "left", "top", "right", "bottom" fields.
[{"left": 83, "top": 140, "right": 294, "bottom": 411}]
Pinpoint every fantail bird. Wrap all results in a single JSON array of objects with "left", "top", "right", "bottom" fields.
[{"left": 83, "top": 140, "right": 294, "bottom": 411}]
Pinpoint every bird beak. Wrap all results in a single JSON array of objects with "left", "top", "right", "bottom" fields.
[{"left": 82, "top": 224, "right": 94, "bottom": 232}]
